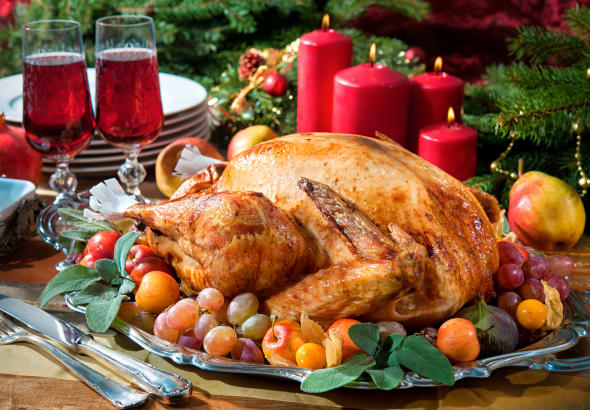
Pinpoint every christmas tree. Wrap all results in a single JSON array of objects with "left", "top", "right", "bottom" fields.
[{"left": 464, "top": 4, "right": 590, "bottom": 215}]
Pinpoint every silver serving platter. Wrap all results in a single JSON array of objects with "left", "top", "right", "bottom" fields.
[{"left": 64, "top": 293, "right": 589, "bottom": 389}]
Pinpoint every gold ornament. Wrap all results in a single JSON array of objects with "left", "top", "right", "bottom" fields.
[
  {"left": 573, "top": 122, "right": 588, "bottom": 197},
  {"left": 586, "top": 67, "right": 590, "bottom": 78},
  {"left": 490, "top": 131, "right": 518, "bottom": 180}
]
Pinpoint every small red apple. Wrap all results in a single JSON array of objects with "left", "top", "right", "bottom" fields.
[
  {"left": 80, "top": 253, "right": 97, "bottom": 268},
  {"left": 264, "top": 72, "right": 288, "bottom": 97},
  {"left": 262, "top": 320, "right": 305, "bottom": 365},
  {"left": 0, "top": 113, "right": 42, "bottom": 185},
  {"left": 125, "top": 245, "right": 155, "bottom": 273},
  {"left": 130, "top": 256, "right": 174, "bottom": 284}
]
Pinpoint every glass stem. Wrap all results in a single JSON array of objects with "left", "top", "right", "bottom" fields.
[
  {"left": 49, "top": 155, "right": 77, "bottom": 205},
  {"left": 118, "top": 145, "right": 146, "bottom": 199}
]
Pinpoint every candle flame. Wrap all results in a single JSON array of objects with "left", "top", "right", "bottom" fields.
[
  {"left": 447, "top": 107, "right": 455, "bottom": 125},
  {"left": 322, "top": 14, "right": 330, "bottom": 30},
  {"left": 434, "top": 56, "right": 442, "bottom": 75},
  {"left": 369, "top": 43, "right": 376, "bottom": 66}
]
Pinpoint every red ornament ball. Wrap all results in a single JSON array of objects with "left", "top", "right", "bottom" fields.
[
  {"left": 263, "top": 72, "right": 288, "bottom": 97},
  {"left": 405, "top": 47, "right": 426, "bottom": 64}
]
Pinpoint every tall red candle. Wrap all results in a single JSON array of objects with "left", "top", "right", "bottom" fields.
[
  {"left": 407, "top": 57, "right": 464, "bottom": 152},
  {"left": 332, "top": 44, "right": 410, "bottom": 144},
  {"left": 418, "top": 107, "right": 477, "bottom": 181},
  {"left": 297, "top": 15, "right": 352, "bottom": 133}
]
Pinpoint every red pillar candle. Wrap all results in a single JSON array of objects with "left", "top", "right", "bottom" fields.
[
  {"left": 297, "top": 14, "right": 353, "bottom": 133},
  {"left": 407, "top": 57, "right": 464, "bottom": 152},
  {"left": 418, "top": 107, "right": 477, "bottom": 181},
  {"left": 332, "top": 44, "right": 410, "bottom": 144}
]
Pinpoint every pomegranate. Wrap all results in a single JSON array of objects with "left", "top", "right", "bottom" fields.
[{"left": 0, "top": 113, "right": 42, "bottom": 185}]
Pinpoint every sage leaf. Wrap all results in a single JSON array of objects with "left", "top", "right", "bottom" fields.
[
  {"left": 387, "top": 350, "right": 399, "bottom": 368},
  {"left": 118, "top": 275, "right": 136, "bottom": 295},
  {"left": 58, "top": 208, "right": 115, "bottom": 233},
  {"left": 72, "top": 282, "right": 117, "bottom": 306},
  {"left": 348, "top": 323, "right": 380, "bottom": 356},
  {"left": 113, "top": 232, "right": 138, "bottom": 275},
  {"left": 375, "top": 333, "right": 403, "bottom": 368},
  {"left": 94, "top": 259, "right": 119, "bottom": 283},
  {"left": 86, "top": 295, "right": 125, "bottom": 332},
  {"left": 40, "top": 265, "right": 102, "bottom": 308},
  {"left": 301, "top": 354, "right": 375, "bottom": 393},
  {"left": 397, "top": 335, "right": 455, "bottom": 386},
  {"left": 366, "top": 367, "right": 404, "bottom": 390},
  {"left": 59, "top": 230, "right": 94, "bottom": 241}
]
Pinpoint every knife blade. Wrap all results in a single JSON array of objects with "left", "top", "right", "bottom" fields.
[{"left": 0, "top": 294, "right": 191, "bottom": 403}]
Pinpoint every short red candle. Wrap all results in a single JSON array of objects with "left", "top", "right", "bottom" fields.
[
  {"left": 297, "top": 15, "right": 352, "bottom": 133},
  {"left": 418, "top": 109, "right": 477, "bottom": 181},
  {"left": 332, "top": 47, "right": 410, "bottom": 144},
  {"left": 407, "top": 57, "right": 464, "bottom": 152}
]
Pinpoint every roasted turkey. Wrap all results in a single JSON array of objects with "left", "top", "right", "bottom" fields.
[{"left": 124, "top": 133, "right": 500, "bottom": 327}]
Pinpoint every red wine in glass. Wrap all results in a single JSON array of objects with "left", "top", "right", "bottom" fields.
[
  {"left": 23, "top": 52, "right": 94, "bottom": 156},
  {"left": 96, "top": 48, "right": 163, "bottom": 147}
]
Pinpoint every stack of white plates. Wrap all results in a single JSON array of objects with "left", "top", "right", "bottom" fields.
[{"left": 0, "top": 68, "right": 209, "bottom": 177}]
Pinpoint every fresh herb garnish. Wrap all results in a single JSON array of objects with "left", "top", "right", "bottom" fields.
[
  {"left": 300, "top": 323, "right": 455, "bottom": 392},
  {"left": 40, "top": 231, "right": 139, "bottom": 333}
]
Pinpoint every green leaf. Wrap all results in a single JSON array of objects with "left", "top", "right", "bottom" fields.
[
  {"left": 366, "top": 367, "right": 404, "bottom": 390},
  {"left": 301, "top": 354, "right": 375, "bottom": 393},
  {"left": 94, "top": 259, "right": 119, "bottom": 283},
  {"left": 397, "top": 336, "right": 455, "bottom": 386},
  {"left": 113, "top": 232, "right": 138, "bottom": 275},
  {"left": 387, "top": 350, "right": 400, "bottom": 368},
  {"left": 72, "top": 282, "right": 117, "bottom": 306},
  {"left": 58, "top": 208, "right": 115, "bottom": 233},
  {"left": 348, "top": 323, "right": 381, "bottom": 356},
  {"left": 375, "top": 333, "right": 404, "bottom": 368},
  {"left": 40, "top": 265, "right": 102, "bottom": 308},
  {"left": 118, "top": 277, "right": 136, "bottom": 295},
  {"left": 86, "top": 295, "right": 125, "bottom": 333},
  {"left": 59, "top": 230, "right": 94, "bottom": 242}
]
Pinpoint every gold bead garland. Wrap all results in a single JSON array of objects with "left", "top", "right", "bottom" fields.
[
  {"left": 573, "top": 121, "right": 588, "bottom": 197},
  {"left": 490, "top": 131, "right": 518, "bottom": 180}
]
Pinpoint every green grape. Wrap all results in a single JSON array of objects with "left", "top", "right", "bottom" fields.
[
  {"left": 241, "top": 314, "right": 271, "bottom": 340},
  {"left": 227, "top": 293, "right": 259, "bottom": 325}
]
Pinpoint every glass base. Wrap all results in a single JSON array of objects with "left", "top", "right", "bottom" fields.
[{"left": 37, "top": 192, "right": 87, "bottom": 271}]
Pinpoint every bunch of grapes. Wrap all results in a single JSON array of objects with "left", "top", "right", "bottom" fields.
[
  {"left": 494, "top": 241, "right": 573, "bottom": 330},
  {"left": 151, "top": 288, "right": 271, "bottom": 363}
]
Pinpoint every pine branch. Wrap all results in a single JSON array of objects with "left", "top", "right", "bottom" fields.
[
  {"left": 566, "top": 4, "right": 590, "bottom": 40},
  {"left": 325, "top": 0, "right": 429, "bottom": 23},
  {"left": 507, "top": 26, "right": 586, "bottom": 65}
]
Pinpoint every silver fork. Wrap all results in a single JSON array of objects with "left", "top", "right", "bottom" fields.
[{"left": 0, "top": 313, "right": 148, "bottom": 409}]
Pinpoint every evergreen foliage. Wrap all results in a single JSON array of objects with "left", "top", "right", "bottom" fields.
[{"left": 464, "top": 4, "right": 590, "bottom": 214}]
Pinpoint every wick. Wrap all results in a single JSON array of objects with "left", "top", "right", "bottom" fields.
[{"left": 370, "top": 61, "right": 374, "bottom": 68}]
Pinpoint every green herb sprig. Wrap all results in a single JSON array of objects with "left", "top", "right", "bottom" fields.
[
  {"left": 301, "top": 323, "right": 455, "bottom": 392},
  {"left": 40, "top": 231, "right": 139, "bottom": 332},
  {"left": 57, "top": 208, "right": 116, "bottom": 254}
]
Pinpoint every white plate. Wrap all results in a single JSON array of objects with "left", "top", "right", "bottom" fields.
[
  {"left": 89, "top": 111, "right": 209, "bottom": 146},
  {"left": 0, "top": 68, "right": 207, "bottom": 123}
]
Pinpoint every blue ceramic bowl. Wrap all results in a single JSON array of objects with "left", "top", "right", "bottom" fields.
[{"left": 0, "top": 177, "right": 36, "bottom": 238}]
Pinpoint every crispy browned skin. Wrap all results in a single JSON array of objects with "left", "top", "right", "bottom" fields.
[
  {"left": 210, "top": 133, "right": 498, "bottom": 327},
  {"left": 130, "top": 133, "right": 499, "bottom": 327},
  {"left": 264, "top": 178, "right": 425, "bottom": 325},
  {"left": 124, "top": 191, "right": 311, "bottom": 296}
]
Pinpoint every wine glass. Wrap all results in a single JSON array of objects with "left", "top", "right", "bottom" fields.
[
  {"left": 95, "top": 15, "right": 163, "bottom": 201},
  {"left": 22, "top": 20, "right": 94, "bottom": 258}
]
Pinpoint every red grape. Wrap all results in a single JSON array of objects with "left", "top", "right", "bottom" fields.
[
  {"left": 543, "top": 273, "right": 570, "bottom": 301},
  {"left": 166, "top": 299, "right": 199, "bottom": 330},
  {"left": 546, "top": 255, "right": 574, "bottom": 277},
  {"left": 521, "top": 256, "right": 548, "bottom": 280},
  {"left": 497, "top": 292, "right": 521, "bottom": 318},
  {"left": 231, "top": 338, "right": 264, "bottom": 364},
  {"left": 518, "top": 278, "right": 545, "bottom": 303},
  {"left": 498, "top": 242, "right": 526, "bottom": 266},
  {"left": 178, "top": 328, "right": 202, "bottom": 350},
  {"left": 154, "top": 312, "right": 180, "bottom": 343},
  {"left": 194, "top": 313, "right": 218, "bottom": 343},
  {"left": 203, "top": 326, "right": 237, "bottom": 356},
  {"left": 197, "top": 288, "right": 225, "bottom": 312},
  {"left": 496, "top": 263, "right": 525, "bottom": 290}
]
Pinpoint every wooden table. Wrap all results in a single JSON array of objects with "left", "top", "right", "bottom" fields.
[{"left": 1, "top": 178, "right": 589, "bottom": 409}]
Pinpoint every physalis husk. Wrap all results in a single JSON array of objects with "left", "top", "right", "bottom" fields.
[
  {"left": 541, "top": 280, "right": 564, "bottom": 330},
  {"left": 322, "top": 329, "right": 343, "bottom": 368}
]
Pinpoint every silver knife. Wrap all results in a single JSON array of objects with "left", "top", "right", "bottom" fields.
[{"left": 0, "top": 294, "right": 192, "bottom": 403}]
